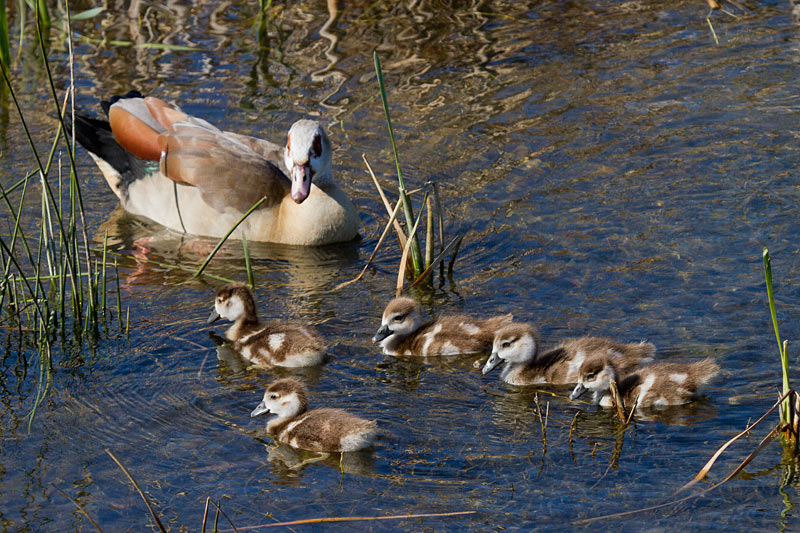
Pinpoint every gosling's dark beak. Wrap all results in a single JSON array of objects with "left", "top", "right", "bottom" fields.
[
  {"left": 482, "top": 352, "right": 502, "bottom": 375},
  {"left": 372, "top": 324, "right": 393, "bottom": 343},
  {"left": 207, "top": 309, "right": 221, "bottom": 324},
  {"left": 570, "top": 383, "right": 587, "bottom": 401},
  {"left": 250, "top": 401, "right": 270, "bottom": 418}
]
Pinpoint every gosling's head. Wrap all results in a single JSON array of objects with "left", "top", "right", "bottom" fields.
[
  {"left": 372, "top": 297, "right": 423, "bottom": 344},
  {"left": 482, "top": 323, "right": 539, "bottom": 374},
  {"left": 207, "top": 283, "right": 257, "bottom": 324},
  {"left": 250, "top": 378, "right": 309, "bottom": 419},
  {"left": 569, "top": 356, "right": 618, "bottom": 403}
]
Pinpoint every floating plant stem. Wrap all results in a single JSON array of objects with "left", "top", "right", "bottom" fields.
[
  {"left": 105, "top": 449, "right": 167, "bottom": 533},
  {"left": 235, "top": 510, "right": 476, "bottom": 529},
  {"left": 50, "top": 483, "right": 103, "bottom": 533}
]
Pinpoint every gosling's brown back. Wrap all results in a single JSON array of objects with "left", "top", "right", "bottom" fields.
[
  {"left": 269, "top": 408, "right": 377, "bottom": 452},
  {"left": 617, "top": 358, "right": 719, "bottom": 407},
  {"left": 236, "top": 321, "right": 326, "bottom": 366},
  {"left": 398, "top": 313, "right": 514, "bottom": 356}
]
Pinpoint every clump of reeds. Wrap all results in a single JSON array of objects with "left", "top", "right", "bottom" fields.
[
  {"left": 336, "top": 52, "right": 464, "bottom": 295},
  {"left": 762, "top": 248, "right": 798, "bottom": 445},
  {"left": 0, "top": 1, "right": 125, "bottom": 428}
]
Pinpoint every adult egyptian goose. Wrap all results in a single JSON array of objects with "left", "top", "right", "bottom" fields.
[
  {"left": 72, "top": 91, "right": 358, "bottom": 245},
  {"left": 372, "top": 296, "right": 514, "bottom": 356},
  {"left": 569, "top": 355, "right": 719, "bottom": 409},
  {"left": 208, "top": 283, "right": 326, "bottom": 368},
  {"left": 482, "top": 323, "right": 654, "bottom": 386},
  {"left": 251, "top": 378, "right": 377, "bottom": 452}
]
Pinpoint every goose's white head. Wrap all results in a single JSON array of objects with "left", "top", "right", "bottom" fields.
[
  {"left": 372, "top": 297, "right": 423, "bottom": 345},
  {"left": 569, "top": 356, "right": 618, "bottom": 404},
  {"left": 251, "top": 378, "right": 309, "bottom": 420},
  {"left": 284, "top": 119, "right": 332, "bottom": 203},
  {"left": 207, "top": 283, "right": 257, "bottom": 324},
  {"left": 482, "top": 323, "right": 539, "bottom": 374}
]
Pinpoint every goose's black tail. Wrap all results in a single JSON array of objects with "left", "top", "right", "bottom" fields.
[{"left": 67, "top": 90, "right": 146, "bottom": 190}]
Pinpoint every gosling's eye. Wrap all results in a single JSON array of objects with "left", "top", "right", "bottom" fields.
[
  {"left": 586, "top": 372, "right": 597, "bottom": 379},
  {"left": 502, "top": 341, "right": 511, "bottom": 348},
  {"left": 270, "top": 394, "right": 278, "bottom": 400},
  {"left": 393, "top": 314, "right": 405, "bottom": 322}
]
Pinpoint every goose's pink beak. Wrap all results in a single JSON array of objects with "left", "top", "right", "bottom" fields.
[{"left": 290, "top": 163, "right": 311, "bottom": 203}]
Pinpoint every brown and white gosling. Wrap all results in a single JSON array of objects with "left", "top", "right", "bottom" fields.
[
  {"left": 372, "top": 297, "right": 514, "bottom": 356},
  {"left": 208, "top": 284, "right": 326, "bottom": 367},
  {"left": 569, "top": 355, "right": 719, "bottom": 408},
  {"left": 250, "top": 378, "right": 377, "bottom": 452},
  {"left": 482, "top": 323, "right": 654, "bottom": 385}
]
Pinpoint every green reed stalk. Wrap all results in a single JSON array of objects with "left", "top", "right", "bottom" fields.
[
  {"left": 101, "top": 232, "right": 108, "bottom": 316},
  {"left": 0, "top": 178, "right": 32, "bottom": 314},
  {"left": 36, "top": 6, "right": 94, "bottom": 324},
  {"left": 242, "top": 233, "right": 254, "bottom": 288},
  {"left": 0, "top": 0, "right": 9, "bottom": 70},
  {"left": 28, "top": 339, "right": 52, "bottom": 431},
  {"left": 35, "top": 0, "right": 49, "bottom": 30},
  {"left": 0, "top": 62, "right": 80, "bottom": 308},
  {"left": 114, "top": 258, "right": 122, "bottom": 327},
  {"left": 763, "top": 248, "right": 790, "bottom": 425},
  {"left": 373, "top": 51, "right": 423, "bottom": 276}
]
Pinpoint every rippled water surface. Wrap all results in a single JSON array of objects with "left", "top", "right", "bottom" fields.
[{"left": 2, "top": 0, "right": 800, "bottom": 530}]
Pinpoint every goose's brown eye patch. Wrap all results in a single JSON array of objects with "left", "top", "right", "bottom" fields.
[
  {"left": 287, "top": 133, "right": 291, "bottom": 152},
  {"left": 312, "top": 133, "right": 322, "bottom": 158}
]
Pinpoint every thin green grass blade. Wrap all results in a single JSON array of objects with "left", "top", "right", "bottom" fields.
[
  {"left": 242, "top": 233, "right": 254, "bottom": 289},
  {"left": 114, "top": 258, "right": 122, "bottom": 330},
  {"left": 763, "top": 247, "right": 790, "bottom": 423},
  {"left": 194, "top": 196, "right": 266, "bottom": 278},
  {"left": 101, "top": 231, "right": 108, "bottom": 316}
]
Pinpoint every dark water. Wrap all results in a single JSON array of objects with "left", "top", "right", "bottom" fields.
[{"left": 2, "top": 0, "right": 800, "bottom": 530}]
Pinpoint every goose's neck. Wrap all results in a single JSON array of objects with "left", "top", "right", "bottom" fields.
[
  {"left": 226, "top": 315, "right": 260, "bottom": 341},
  {"left": 267, "top": 415, "right": 293, "bottom": 434}
]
